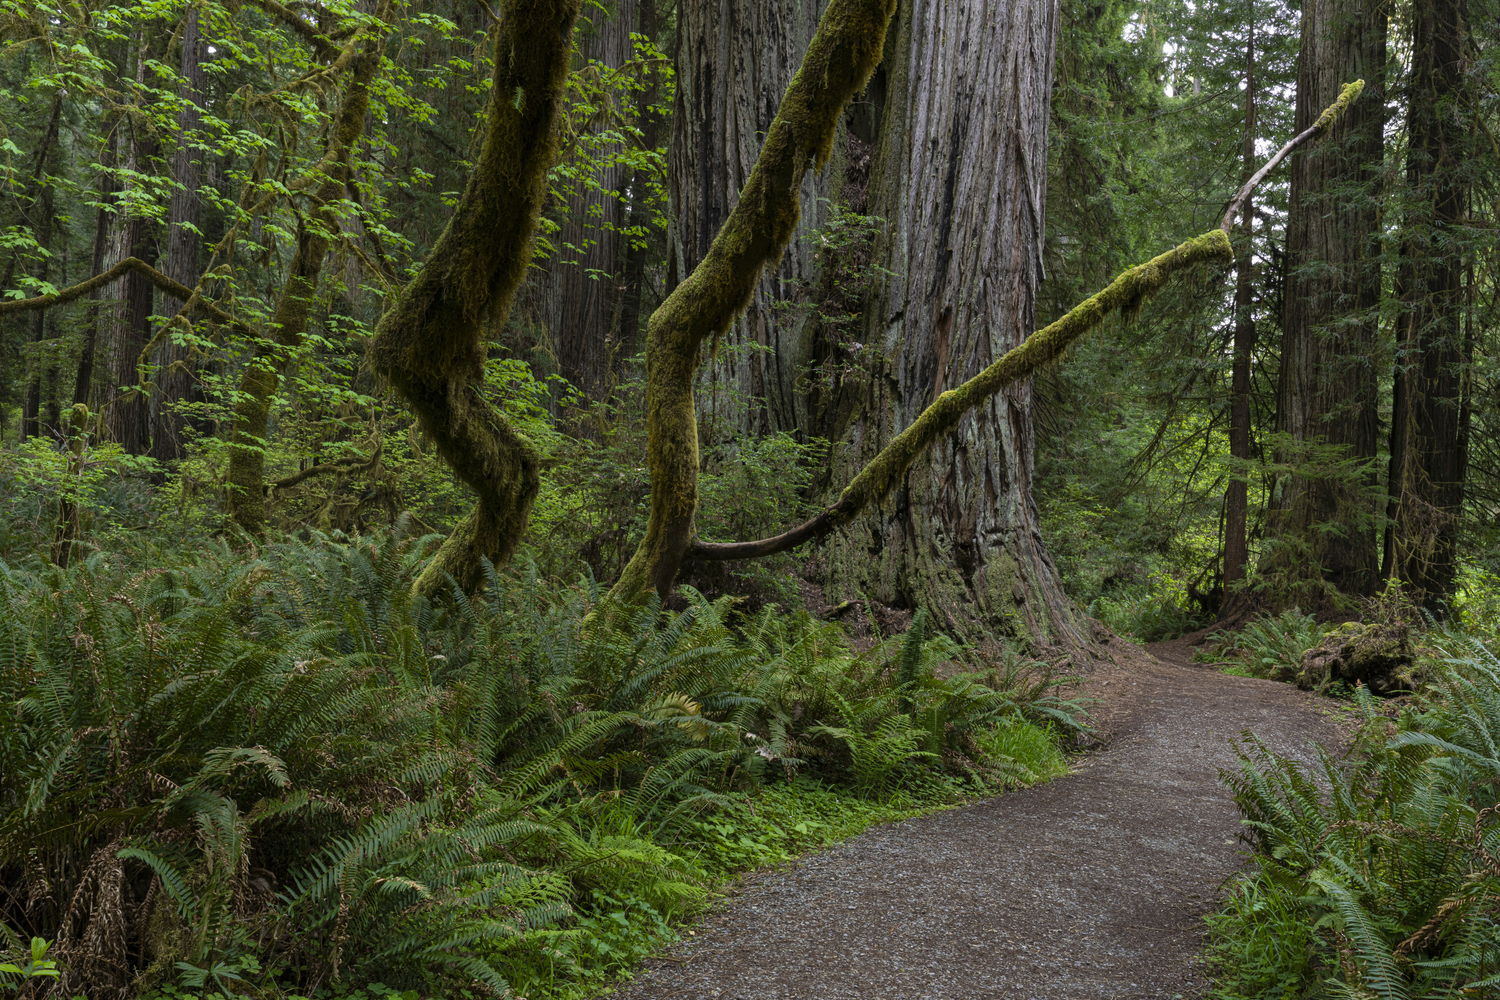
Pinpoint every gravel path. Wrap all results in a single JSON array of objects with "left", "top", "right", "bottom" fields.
[{"left": 608, "top": 641, "right": 1346, "bottom": 999}]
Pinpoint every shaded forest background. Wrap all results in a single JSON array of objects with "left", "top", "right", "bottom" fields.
[{"left": 0, "top": 0, "right": 1496, "bottom": 642}]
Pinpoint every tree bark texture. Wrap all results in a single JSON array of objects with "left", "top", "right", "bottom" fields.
[
  {"left": 105, "top": 33, "right": 164, "bottom": 455},
  {"left": 1385, "top": 0, "right": 1469, "bottom": 610},
  {"left": 673, "top": 0, "right": 832, "bottom": 440},
  {"left": 1224, "top": 21, "right": 1257, "bottom": 601},
  {"left": 152, "top": 9, "right": 207, "bottom": 464},
  {"left": 1270, "top": 0, "right": 1385, "bottom": 598},
  {"left": 809, "top": 0, "right": 1074, "bottom": 645},
  {"left": 534, "top": 0, "right": 637, "bottom": 403}
]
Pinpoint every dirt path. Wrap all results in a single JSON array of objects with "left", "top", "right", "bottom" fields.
[{"left": 609, "top": 641, "right": 1346, "bottom": 999}]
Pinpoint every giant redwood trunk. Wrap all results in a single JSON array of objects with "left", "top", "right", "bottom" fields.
[
  {"left": 809, "top": 0, "right": 1077, "bottom": 645},
  {"left": 673, "top": 0, "right": 832, "bottom": 440},
  {"left": 1386, "top": 0, "right": 1470, "bottom": 610},
  {"left": 1268, "top": 0, "right": 1385, "bottom": 599},
  {"left": 152, "top": 9, "right": 207, "bottom": 464},
  {"left": 535, "top": 0, "right": 637, "bottom": 404}
]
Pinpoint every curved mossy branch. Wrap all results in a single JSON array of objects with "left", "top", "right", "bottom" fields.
[
  {"left": 689, "top": 232, "right": 1234, "bottom": 561},
  {"left": 607, "top": 0, "right": 898, "bottom": 602},
  {"left": 369, "top": 0, "right": 581, "bottom": 597},
  {"left": 689, "top": 81, "right": 1368, "bottom": 567},
  {"left": 226, "top": 24, "right": 386, "bottom": 533},
  {"left": 1220, "top": 79, "right": 1363, "bottom": 231}
]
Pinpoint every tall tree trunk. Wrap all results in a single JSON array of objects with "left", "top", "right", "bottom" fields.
[
  {"left": 152, "top": 9, "right": 206, "bottom": 463},
  {"left": 810, "top": 0, "right": 1074, "bottom": 645},
  {"left": 1267, "top": 0, "right": 1385, "bottom": 601},
  {"left": 14, "top": 91, "right": 63, "bottom": 441},
  {"left": 540, "top": 0, "right": 636, "bottom": 405},
  {"left": 1224, "top": 17, "right": 1257, "bottom": 604},
  {"left": 672, "top": 0, "right": 832, "bottom": 441},
  {"left": 1385, "top": 0, "right": 1469, "bottom": 611},
  {"left": 105, "top": 33, "right": 164, "bottom": 455},
  {"left": 612, "top": 0, "right": 662, "bottom": 389},
  {"left": 74, "top": 119, "right": 118, "bottom": 408}
]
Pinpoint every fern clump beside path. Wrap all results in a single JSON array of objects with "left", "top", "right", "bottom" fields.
[
  {"left": 0, "top": 531, "right": 1078, "bottom": 1000},
  {"left": 1211, "top": 638, "right": 1500, "bottom": 998}
]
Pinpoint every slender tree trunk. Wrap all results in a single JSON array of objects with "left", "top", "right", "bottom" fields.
[
  {"left": 810, "top": 0, "right": 1074, "bottom": 645},
  {"left": 1224, "top": 18, "right": 1257, "bottom": 602},
  {"left": 226, "top": 26, "right": 385, "bottom": 533},
  {"left": 672, "top": 0, "right": 832, "bottom": 440},
  {"left": 1385, "top": 0, "right": 1469, "bottom": 611},
  {"left": 74, "top": 121, "right": 117, "bottom": 407},
  {"left": 14, "top": 92, "right": 63, "bottom": 442},
  {"left": 152, "top": 9, "right": 207, "bottom": 463},
  {"left": 1267, "top": 0, "right": 1385, "bottom": 601},
  {"left": 612, "top": 0, "right": 661, "bottom": 389}
]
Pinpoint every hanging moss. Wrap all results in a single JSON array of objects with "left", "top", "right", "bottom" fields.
[
  {"left": 370, "top": 0, "right": 581, "bottom": 596},
  {"left": 609, "top": 0, "right": 900, "bottom": 603}
]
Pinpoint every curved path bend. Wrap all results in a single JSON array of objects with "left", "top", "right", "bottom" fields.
[{"left": 610, "top": 642, "right": 1344, "bottom": 1000}]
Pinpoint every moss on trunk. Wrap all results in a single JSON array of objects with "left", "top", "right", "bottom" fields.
[
  {"left": 608, "top": 0, "right": 899, "bottom": 603},
  {"left": 369, "top": 0, "right": 581, "bottom": 597},
  {"left": 225, "top": 25, "right": 385, "bottom": 533}
]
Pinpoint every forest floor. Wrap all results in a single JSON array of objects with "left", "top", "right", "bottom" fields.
[{"left": 605, "top": 637, "right": 1348, "bottom": 1000}]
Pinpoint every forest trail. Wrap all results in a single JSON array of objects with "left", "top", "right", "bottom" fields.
[{"left": 609, "top": 641, "right": 1346, "bottom": 1000}]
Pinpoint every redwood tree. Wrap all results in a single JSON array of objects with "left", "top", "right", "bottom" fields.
[{"left": 1266, "top": 0, "right": 1386, "bottom": 601}]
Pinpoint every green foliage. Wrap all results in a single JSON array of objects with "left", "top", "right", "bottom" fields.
[
  {"left": 1089, "top": 571, "right": 1212, "bottom": 642},
  {"left": 1201, "top": 608, "right": 1325, "bottom": 680},
  {"left": 0, "top": 530, "right": 1079, "bottom": 999},
  {"left": 1208, "top": 640, "right": 1500, "bottom": 998}
]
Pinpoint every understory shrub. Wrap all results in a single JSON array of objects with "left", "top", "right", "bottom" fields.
[
  {"left": 0, "top": 529, "right": 1084, "bottom": 1000},
  {"left": 1208, "top": 639, "right": 1500, "bottom": 998}
]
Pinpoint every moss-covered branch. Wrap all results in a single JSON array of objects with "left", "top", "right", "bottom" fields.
[
  {"left": 688, "top": 231, "right": 1234, "bottom": 560},
  {"left": 607, "top": 0, "right": 899, "bottom": 602},
  {"left": 226, "top": 22, "right": 386, "bottom": 533},
  {"left": 688, "top": 81, "right": 1368, "bottom": 566},
  {"left": 1220, "top": 79, "right": 1363, "bottom": 231},
  {"left": 370, "top": 0, "right": 581, "bottom": 597}
]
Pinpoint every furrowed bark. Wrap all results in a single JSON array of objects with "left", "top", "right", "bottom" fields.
[
  {"left": 369, "top": 0, "right": 582, "bottom": 597},
  {"left": 1267, "top": 0, "right": 1386, "bottom": 603},
  {"left": 691, "top": 83, "right": 1365, "bottom": 574},
  {"left": 607, "top": 0, "right": 898, "bottom": 603},
  {"left": 225, "top": 23, "right": 385, "bottom": 533}
]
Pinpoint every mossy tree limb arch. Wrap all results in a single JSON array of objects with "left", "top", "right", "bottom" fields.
[
  {"left": 370, "top": 0, "right": 582, "bottom": 597},
  {"left": 606, "top": 0, "right": 899, "bottom": 602},
  {"left": 688, "top": 232, "right": 1234, "bottom": 561},
  {"left": 682, "top": 82, "right": 1366, "bottom": 572}
]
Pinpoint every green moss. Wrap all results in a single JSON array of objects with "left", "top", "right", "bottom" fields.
[
  {"left": 369, "top": 0, "right": 579, "bottom": 595},
  {"left": 609, "top": 0, "right": 900, "bottom": 603},
  {"left": 1312, "top": 79, "right": 1365, "bottom": 136}
]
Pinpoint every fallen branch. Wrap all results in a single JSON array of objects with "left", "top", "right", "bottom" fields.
[{"left": 688, "top": 80, "right": 1366, "bottom": 564}]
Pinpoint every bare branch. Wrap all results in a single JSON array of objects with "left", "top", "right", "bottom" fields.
[{"left": 1220, "top": 79, "right": 1364, "bottom": 232}]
